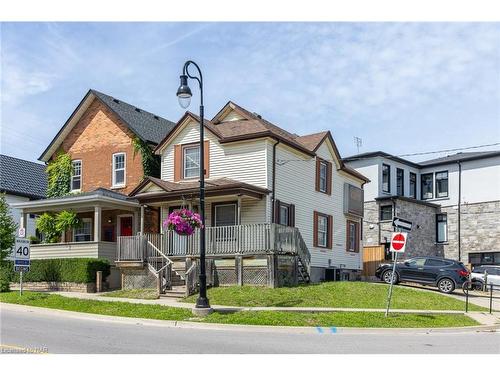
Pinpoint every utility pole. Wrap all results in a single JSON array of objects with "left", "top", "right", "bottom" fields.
[{"left": 354, "top": 136, "right": 362, "bottom": 154}]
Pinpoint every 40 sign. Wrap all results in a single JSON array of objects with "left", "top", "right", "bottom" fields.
[{"left": 14, "top": 237, "right": 31, "bottom": 271}]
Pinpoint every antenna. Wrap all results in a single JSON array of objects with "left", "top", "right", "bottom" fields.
[{"left": 354, "top": 136, "right": 363, "bottom": 154}]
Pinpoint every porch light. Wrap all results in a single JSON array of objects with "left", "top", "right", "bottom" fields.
[{"left": 176, "top": 74, "right": 192, "bottom": 108}]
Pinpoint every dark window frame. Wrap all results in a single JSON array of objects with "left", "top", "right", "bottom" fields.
[
  {"left": 435, "top": 170, "right": 449, "bottom": 198},
  {"left": 421, "top": 173, "right": 433, "bottom": 200},
  {"left": 274, "top": 200, "right": 295, "bottom": 227},
  {"left": 346, "top": 219, "right": 360, "bottom": 253},
  {"left": 409, "top": 172, "right": 417, "bottom": 199},
  {"left": 382, "top": 164, "right": 391, "bottom": 193},
  {"left": 396, "top": 168, "right": 404, "bottom": 196},
  {"left": 380, "top": 205, "right": 393, "bottom": 221},
  {"left": 313, "top": 211, "right": 332, "bottom": 249},
  {"left": 436, "top": 213, "right": 448, "bottom": 243},
  {"left": 315, "top": 157, "right": 332, "bottom": 195}
]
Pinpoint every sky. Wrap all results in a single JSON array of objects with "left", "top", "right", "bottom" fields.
[{"left": 1, "top": 22, "right": 499, "bottom": 164}]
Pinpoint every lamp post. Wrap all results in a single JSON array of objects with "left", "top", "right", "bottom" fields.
[{"left": 176, "top": 60, "right": 210, "bottom": 312}]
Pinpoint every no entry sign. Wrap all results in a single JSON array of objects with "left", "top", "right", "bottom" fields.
[{"left": 390, "top": 232, "right": 407, "bottom": 253}]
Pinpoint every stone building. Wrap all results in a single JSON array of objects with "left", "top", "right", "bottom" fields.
[{"left": 344, "top": 150, "right": 500, "bottom": 267}]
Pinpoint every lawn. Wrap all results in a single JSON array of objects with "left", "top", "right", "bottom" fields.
[
  {"left": 101, "top": 289, "right": 159, "bottom": 300},
  {"left": 184, "top": 282, "right": 485, "bottom": 311},
  {"left": 0, "top": 291, "right": 479, "bottom": 328}
]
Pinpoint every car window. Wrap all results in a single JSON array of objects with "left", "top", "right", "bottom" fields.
[
  {"left": 425, "top": 259, "right": 447, "bottom": 267},
  {"left": 407, "top": 258, "right": 426, "bottom": 267},
  {"left": 486, "top": 268, "right": 500, "bottom": 276},
  {"left": 473, "top": 266, "right": 485, "bottom": 273}
]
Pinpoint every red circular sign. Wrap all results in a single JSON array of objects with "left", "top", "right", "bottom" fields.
[{"left": 392, "top": 233, "right": 406, "bottom": 251}]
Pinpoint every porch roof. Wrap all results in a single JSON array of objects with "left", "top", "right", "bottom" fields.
[
  {"left": 130, "top": 176, "right": 270, "bottom": 202},
  {"left": 10, "top": 187, "right": 140, "bottom": 213}
]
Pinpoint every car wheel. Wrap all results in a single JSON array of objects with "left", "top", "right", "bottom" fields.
[
  {"left": 382, "top": 270, "right": 398, "bottom": 284},
  {"left": 437, "top": 278, "right": 455, "bottom": 294}
]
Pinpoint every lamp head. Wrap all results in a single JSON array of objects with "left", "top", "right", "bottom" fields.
[{"left": 176, "top": 74, "right": 192, "bottom": 108}]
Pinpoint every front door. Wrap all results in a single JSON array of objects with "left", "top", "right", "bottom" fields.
[{"left": 120, "top": 216, "right": 133, "bottom": 237}]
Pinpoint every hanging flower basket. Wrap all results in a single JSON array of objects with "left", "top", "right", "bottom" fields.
[{"left": 163, "top": 209, "right": 203, "bottom": 236}]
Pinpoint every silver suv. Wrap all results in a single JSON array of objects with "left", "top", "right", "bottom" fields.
[{"left": 470, "top": 265, "right": 500, "bottom": 288}]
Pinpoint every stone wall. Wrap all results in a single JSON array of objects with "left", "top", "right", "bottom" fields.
[
  {"left": 362, "top": 198, "right": 443, "bottom": 260},
  {"left": 441, "top": 200, "right": 500, "bottom": 263},
  {"left": 9, "top": 282, "right": 98, "bottom": 293}
]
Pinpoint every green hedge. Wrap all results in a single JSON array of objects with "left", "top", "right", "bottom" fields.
[{"left": 0, "top": 258, "right": 110, "bottom": 284}]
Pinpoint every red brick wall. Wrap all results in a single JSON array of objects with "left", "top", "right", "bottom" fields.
[{"left": 55, "top": 99, "right": 144, "bottom": 195}]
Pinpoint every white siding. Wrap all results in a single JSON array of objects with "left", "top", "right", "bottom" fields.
[
  {"left": 161, "top": 120, "right": 269, "bottom": 188},
  {"left": 5, "top": 194, "right": 37, "bottom": 238},
  {"left": 274, "top": 142, "right": 363, "bottom": 270}
]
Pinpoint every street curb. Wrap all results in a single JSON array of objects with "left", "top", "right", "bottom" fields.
[{"left": 1, "top": 302, "right": 498, "bottom": 335}]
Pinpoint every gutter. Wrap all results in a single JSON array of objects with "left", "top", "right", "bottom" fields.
[
  {"left": 271, "top": 139, "right": 281, "bottom": 223},
  {"left": 457, "top": 160, "right": 462, "bottom": 262}
]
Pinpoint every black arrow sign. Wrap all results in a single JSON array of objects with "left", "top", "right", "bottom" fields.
[{"left": 392, "top": 217, "right": 412, "bottom": 231}]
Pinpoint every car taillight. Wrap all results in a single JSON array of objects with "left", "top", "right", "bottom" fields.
[{"left": 458, "top": 269, "right": 469, "bottom": 277}]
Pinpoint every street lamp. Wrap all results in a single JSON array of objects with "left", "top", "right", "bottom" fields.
[{"left": 176, "top": 60, "right": 210, "bottom": 312}]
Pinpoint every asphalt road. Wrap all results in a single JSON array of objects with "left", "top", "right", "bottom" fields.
[{"left": 1, "top": 305, "right": 499, "bottom": 354}]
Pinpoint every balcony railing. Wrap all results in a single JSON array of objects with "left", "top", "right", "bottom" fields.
[{"left": 117, "top": 223, "right": 310, "bottom": 265}]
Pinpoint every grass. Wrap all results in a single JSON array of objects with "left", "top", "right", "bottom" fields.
[
  {"left": 101, "top": 289, "right": 159, "bottom": 300},
  {"left": 0, "top": 291, "right": 191, "bottom": 321},
  {"left": 184, "top": 282, "right": 486, "bottom": 311},
  {"left": 203, "top": 310, "right": 478, "bottom": 328},
  {"left": 0, "top": 291, "right": 479, "bottom": 328}
]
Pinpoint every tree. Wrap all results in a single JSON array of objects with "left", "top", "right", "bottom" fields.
[{"left": 0, "top": 194, "right": 17, "bottom": 265}]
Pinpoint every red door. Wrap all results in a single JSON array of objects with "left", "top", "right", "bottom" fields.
[{"left": 120, "top": 217, "right": 133, "bottom": 236}]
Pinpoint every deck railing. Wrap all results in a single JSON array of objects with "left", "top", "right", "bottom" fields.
[{"left": 118, "top": 223, "right": 309, "bottom": 260}]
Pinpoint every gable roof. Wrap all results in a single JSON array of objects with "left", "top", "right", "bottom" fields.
[
  {"left": 0, "top": 154, "right": 47, "bottom": 199},
  {"left": 39, "top": 89, "right": 176, "bottom": 162}
]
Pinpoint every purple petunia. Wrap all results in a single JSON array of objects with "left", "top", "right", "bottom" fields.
[{"left": 163, "top": 209, "right": 203, "bottom": 235}]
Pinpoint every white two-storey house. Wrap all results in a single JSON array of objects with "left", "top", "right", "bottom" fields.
[{"left": 126, "top": 101, "right": 368, "bottom": 285}]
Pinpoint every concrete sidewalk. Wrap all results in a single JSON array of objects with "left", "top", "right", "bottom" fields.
[{"left": 51, "top": 291, "right": 472, "bottom": 315}]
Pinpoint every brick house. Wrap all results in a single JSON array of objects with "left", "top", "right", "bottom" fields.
[{"left": 12, "top": 89, "right": 175, "bottom": 287}]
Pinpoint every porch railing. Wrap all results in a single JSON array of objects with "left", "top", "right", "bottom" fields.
[{"left": 117, "top": 223, "right": 310, "bottom": 262}]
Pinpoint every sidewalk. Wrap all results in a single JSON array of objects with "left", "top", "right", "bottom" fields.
[{"left": 51, "top": 291, "right": 470, "bottom": 315}]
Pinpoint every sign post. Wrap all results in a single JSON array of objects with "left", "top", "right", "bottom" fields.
[
  {"left": 385, "top": 232, "right": 408, "bottom": 317},
  {"left": 14, "top": 237, "right": 30, "bottom": 296}
]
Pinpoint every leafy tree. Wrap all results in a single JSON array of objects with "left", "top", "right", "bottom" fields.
[
  {"left": 0, "top": 194, "right": 17, "bottom": 264},
  {"left": 46, "top": 152, "right": 72, "bottom": 198},
  {"left": 55, "top": 210, "right": 81, "bottom": 234},
  {"left": 0, "top": 194, "right": 17, "bottom": 292},
  {"left": 132, "top": 137, "right": 161, "bottom": 178},
  {"left": 35, "top": 213, "right": 59, "bottom": 243}
]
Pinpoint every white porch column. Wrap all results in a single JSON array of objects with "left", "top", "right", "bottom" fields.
[
  {"left": 237, "top": 195, "right": 242, "bottom": 224},
  {"left": 134, "top": 210, "right": 139, "bottom": 235},
  {"left": 94, "top": 206, "right": 102, "bottom": 242},
  {"left": 140, "top": 205, "right": 145, "bottom": 235}
]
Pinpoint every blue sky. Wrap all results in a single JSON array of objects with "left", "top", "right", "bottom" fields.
[{"left": 1, "top": 22, "right": 499, "bottom": 163}]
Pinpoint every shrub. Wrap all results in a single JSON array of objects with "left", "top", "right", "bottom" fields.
[
  {"left": 0, "top": 194, "right": 17, "bottom": 266},
  {"left": 0, "top": 271, "right": 10, "bottom": 292},
  {"left": 0, "top": 258, "right": 110, "bottom": 284}
]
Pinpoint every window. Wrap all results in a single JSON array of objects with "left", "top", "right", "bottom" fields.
[
  {"left": 112, "top": 153, "right": 126, "bottom": 187},
  {"left": 435, "top": 171, "right": 449, "bottom": 198},
  {"left": 436, "top": 214, "right": 448, "bottom": 243},
  {"left": 71, "top": 160, "right": 81, "bottom": 191},
  {"left": 406, "top": 258, "right": 426, "bottom": 267},
  {"left": 314, "top": 211, "right": 332, "bottom": 248},
  {"left": 421, "top": 173, "right": 433, "bottom": 199},
  {"left": 315, "top": 158, "right": 331, "bottom": 194},
  {"left": 425, "top": 258, "right": 447, "bottom": 267},
  {"left": 344, "top": 183, "right": 364, "bottom": 217},
  {"left": 409, "top": 172, "right": 417, "bottom": 199},
  {"left": 346, "top": 220, "right": 359, "bottom": 252},
  {"left": 74, "top": 218, "right": 92, "bottom": 242},
  {"left": 183, "top": 145, "right": 200, "bottom": 179},
  {"left": 213, "top": 203, "right": 237, "bottom": 227},
  {"left": 396, "top": 168, "right": 404, "bottom": 196},
  {"left": 382, "top": 164, "right": 391, "bottom": 193},
  {"left": 469, "top": 252, "right": 500, "bottom": 266},
  {"left": 380, "top": 205, "right": 393, "bottom": 221},
  {"left": 275, "top": 200, "right": 295, "bottom": 227}
]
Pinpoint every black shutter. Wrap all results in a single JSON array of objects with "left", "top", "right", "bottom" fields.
[
  {"left": 289, "top": 204, "right": 295, "bottom": 227},
  {"left": 274, "top": 199, "right": 281, "bottom": 224}
]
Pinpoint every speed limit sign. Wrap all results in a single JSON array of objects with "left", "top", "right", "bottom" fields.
[{"left": 14, "top": 237, "right": 30, "bottom": 263}]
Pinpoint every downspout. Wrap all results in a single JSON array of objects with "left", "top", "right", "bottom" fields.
[
  {"left": 457, "top": 160, "right": 462, "bottom": 262},
  {"left": 271, "top": 139, "right": 280, "bottom": 223}
]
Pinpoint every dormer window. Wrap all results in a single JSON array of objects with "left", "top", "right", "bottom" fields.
[{"left": 183, "top": 144, "right": 200, "bottom": 179}]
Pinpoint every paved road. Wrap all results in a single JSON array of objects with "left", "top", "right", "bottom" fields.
[{"left": 1, "top": 305, "right": 499, "bottom": 354}]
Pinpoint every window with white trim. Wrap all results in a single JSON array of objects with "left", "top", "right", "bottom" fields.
[
  {"left": 317, "top": 215, "right": 328, "bottom": 247},
  {"left": 112, "top": 153, "right": 126, "bottom": 187},
  {"left": 183, "top": 145, "right": 200, "bottom": 179},
  {"left": 74, "top": 218, "right": 92, "bottom": 242},
  {"left": 71, "top": 160, "right": 82, "bottom": 191}
]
